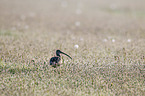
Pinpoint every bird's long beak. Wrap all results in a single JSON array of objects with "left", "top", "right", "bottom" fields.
[{"left": 60, "top": 51, "right": 72, "bottom": 59}]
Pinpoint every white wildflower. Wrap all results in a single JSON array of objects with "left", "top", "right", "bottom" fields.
[
  {"left": 112, "top": 39, "right": 115, "bottom": 42},
  {"left": 127, "top": 39, "right": 131, "bottom": 42},
  {"left": 74, "top": 44, "right": 79, "bottom": 49}
]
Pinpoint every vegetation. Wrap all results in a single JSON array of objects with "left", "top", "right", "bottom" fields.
[{"left": 0, "top": 0, "right": 145, "bottom": 95}]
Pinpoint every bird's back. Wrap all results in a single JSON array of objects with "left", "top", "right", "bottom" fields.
[{"left": 50, "top": 56, "right": 61, "bottom": 67}]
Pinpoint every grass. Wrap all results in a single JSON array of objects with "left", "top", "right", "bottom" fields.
[
  {"left": 0, "top": 0, "right": 145, "bottom": 96},
  {"left": 0, "top": 40, "right": 144, "bottom": 95}
]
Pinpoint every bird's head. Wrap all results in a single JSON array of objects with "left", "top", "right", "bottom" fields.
[{"left": 56, "top": 50, "right": 72, "bottom": 59}]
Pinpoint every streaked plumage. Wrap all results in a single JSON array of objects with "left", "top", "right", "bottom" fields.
[{"left": 50, "top": 50, "right": 72, "bottom": 68}]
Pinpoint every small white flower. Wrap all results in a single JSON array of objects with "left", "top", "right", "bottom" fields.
[
  {"left": 112, "top": 39, "right": 115, "bottom": 42},
  {"left": 74, "top": 44, "right": 79, "bottom": 49},
  {"left": 127, "top": 39, "right": 131, "bottom": 42}
]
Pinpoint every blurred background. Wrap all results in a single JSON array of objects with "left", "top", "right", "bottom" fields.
[
  {"left": 0, "top": 0, "right": 145, "bottom": 35},
  {"left": 0, "top": 0, "right": 145, "bottom": 66},
  {"left": 0, "top": 0, "right": 145, "bottom": 95},
  {"left": 0, "top": 0, "right": 145, "bottom": 55}
]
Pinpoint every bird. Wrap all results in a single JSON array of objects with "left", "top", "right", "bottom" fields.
[{"left": 49, "top": 50, "right": 72, "bottom": 68}]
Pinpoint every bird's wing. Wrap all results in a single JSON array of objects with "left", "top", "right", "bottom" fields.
[{"left": 50, "top": 57, "right": 60, "bottom": 63}]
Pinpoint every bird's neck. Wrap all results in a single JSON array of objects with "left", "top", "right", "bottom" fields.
[{"left": 56, "top": 54, "right": 60, "bottom": 57}]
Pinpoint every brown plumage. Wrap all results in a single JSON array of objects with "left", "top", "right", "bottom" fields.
[{"left": 50, "top": 50, "right": 72, "bottom": 68}]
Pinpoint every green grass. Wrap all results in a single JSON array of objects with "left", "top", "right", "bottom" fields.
[
  {"left": 0, "top": 0, "right": 145, "bottom": 95},
  {"left": 0, "top": 43, "right": 144, "bottom": 95}
]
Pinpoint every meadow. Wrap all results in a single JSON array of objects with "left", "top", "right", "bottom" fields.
[{"left": 0, "top": 0, "right": 145, "bottom": 95}]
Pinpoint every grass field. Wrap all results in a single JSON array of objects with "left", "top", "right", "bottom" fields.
[{"left": 0, "top": 0, "right": 145, "bottom": 95}]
